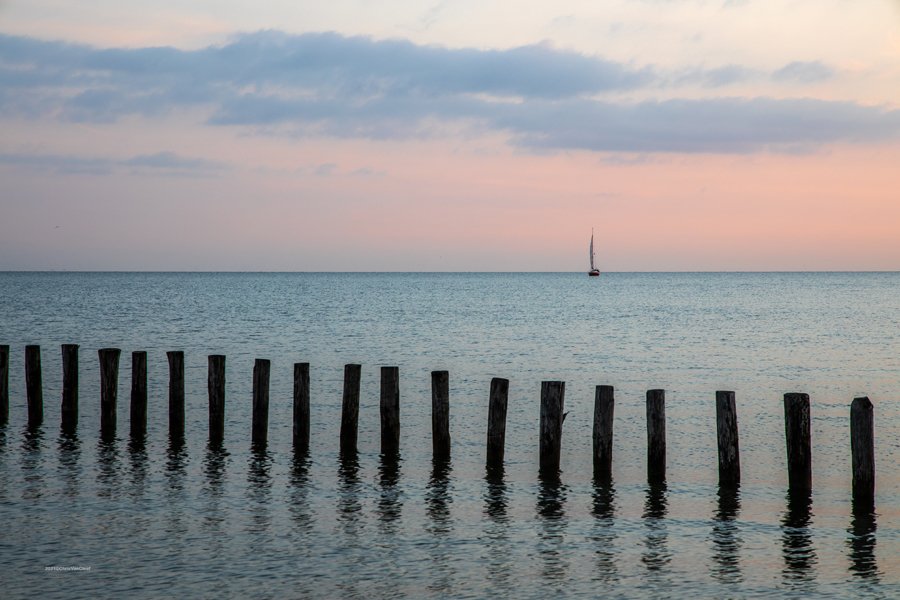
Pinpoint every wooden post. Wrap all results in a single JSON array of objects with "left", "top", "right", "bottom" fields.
[
  {"left": 98, "top": 348, "right": 120, "bottom": 436},
  {"left": 431, "top": 370, "right": 450, "bottom": 459},
  {"left": 0, "top": 345, "right": 8, "bottom": 426},
  {"left": 486, "top": 377, "right": 509, "bottom": 467},
  {"left": 25, "top": 345, "right": 44, "bottom": 429},
  {"left": 784, "top": 392, "right": 812, "bottom": 493},
  {"left": 131, "top": 351, "right": 147, "bottom": 439},
  {"left": 716, "top": 390, "right": 741, "bottom": 486},
  {"left": 61, "top": 344, "right": 79, "bottom": 431},
  {"left": 593, "top": 385, "right": 614, "bottom": 478},
  {"left": 340, "top": 364, "right": 361, "bottom": 453},
  {"left": 850, "top": 396, "right": 875, "bottom": 505},
  {"left": 252, "top": 358, "right": 270, "bottom": 446},
  {"left": 167, "top": 351, "right": 185, "bottom": 439},
  {"left": 646, "top": 389, "right": 666, "bottom": 483},
  {"left": 539, "top": 381, "right": 565, "bottom": 475},
  {"left": 25, "top": 345, "right": 43, "bottom": 428},
  {"left": 380, "top": 366, "right": 400, "bottom": 455},
  {"left": 208, "top": 355, "right": 226, "bottom": 444},
  {"left": 293, "top": 363, "right": 310, "bottom": 452}
]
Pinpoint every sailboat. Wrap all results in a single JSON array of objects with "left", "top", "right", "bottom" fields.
[{"left": 588, "top": 230, "right": 600, "bottom": 277}]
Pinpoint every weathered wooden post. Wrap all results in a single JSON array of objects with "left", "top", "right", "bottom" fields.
[
  {"left": 131, "top": 351, "right": 147, "bottom": 439},
  {"left": 293, "top": 363, "right": 310, "bottom": 452},
  {"left": 850, "top": 396, "right": 875, "bottom": 506},
  {"left": 208, "top": 355, "right": 225, "bottom": 444},
  {"left": 380, "top": 366, "right": 400, "bottom": 455},
  {"left": 61, "top": 344, "right": 79, "bottom": 431},
  {"left": 98, "top": 348, "right": 120, "bottom": 436},
  {"left": 340, "top": 364, "right": 361, "bottom": 453},
  {"left": 0, "top": 345, "right": 8, "bottom": 425},
  {"left": 486, "top": 377, "right": 509, "bottom": 467},
  {"left": 431, "top": 370, "right": 450, "bottom": 459},
  {"left": 252, "top": 358, "right": 270, "bottom": 446},
  {"left": 25, "top": 345, "right": 43, "bottom": 428},
  {"left": 646, "top": 389, "right": 666, "bottom": 483},
  {"left": 593, "top": 385, "right": 614, "bottom": 478},
  {"left": 716, "top": 390, "right": 741, "bottom": 486},
  {"left": 539, "top": 381, "right": 565, "bottom": 476},
  {"left": 167, "top": 351, "right": 185, "bottom": 439},
  {"left": 784, "top": 392, "right": 812, "bottom": 493}
]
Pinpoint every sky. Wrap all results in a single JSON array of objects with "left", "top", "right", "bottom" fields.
[{"left": 1, "top": 0, "right": 898, "bottom": 271}]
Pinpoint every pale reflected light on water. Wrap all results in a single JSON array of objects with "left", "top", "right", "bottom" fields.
[{"left": 0, "top": 272, "right": 898, "bottom": 598}]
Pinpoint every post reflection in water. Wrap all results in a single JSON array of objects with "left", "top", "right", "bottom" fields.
[
  {"left": 21, "top": 426, "right": 45, "bottom": 501},
  {"left": 287, "top": 449, "right": 315, "bottom": 600},
  {"left": 781, "top": 490, "right": 817, "bottom": 587},
  {"left": 482, "top": 465, "right": 511, "bottom": 591},
  {"left": 247, "top": 444, "right": 273, "bottom": 534},
  {"left": 847, "top": 500, "right": 879, "bottom": 582},
  {"left": 642, "top": 482, "right": 671, "bottom": 577},
  {"left": 336, "top": 450, "right": 364, "bottom": 599},
  {"left": 96, "top": 436, "right": 120, "bottom": 500},
  {"left": 427, "top": 458, "right": 453, "bottom": 532},
  {"left": 377, "top": 452, "right": 403, "bottom": 529},
  {"left": 337, "top": 451, "right": 364, "bottom": 532},
  {"left": 536, "top": 472, "right": 569, "bottom": 585},
  {"left": 710, "top": 484, "right": 743, "bottom": 584},
  {"left": 0, "top": 426, "right": 7, "bottom": 502},
  {"left": 289, "top": 449, "right": 313, "bottom": 534},
  {"left": 165, "top": 435, "right": 188, "bottom": 494},
  {"left": 374, "top": 452, "right": 405, "bottom": 599},
  {"left": 484, "top": 465, "right": 509, "bottom": 522},
  {"left": 57, "top": 429, "right": 81, "bottom": 500},
  {"left": 426, "top": 458, "right": 454, "bottom": 596},
  {"left": 124, "top": 437, "right": 151, "bottom": 540},
  {"left": 590, "top": 477, "right": 618, "bottom": 583},
  {"left": 126, "top": 438, "right": 149, "bottom": 500},
  {"left": 202, "top": 441, "right": 229, "bottom": 534}
]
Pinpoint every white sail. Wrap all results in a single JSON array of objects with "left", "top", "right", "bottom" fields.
[{"left": 589, "top": 232, "right": 596, "bottom": 270}]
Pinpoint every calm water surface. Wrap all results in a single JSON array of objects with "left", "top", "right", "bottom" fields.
[{"left": 0, "top": 272, "right": 898, "bottom": 598}]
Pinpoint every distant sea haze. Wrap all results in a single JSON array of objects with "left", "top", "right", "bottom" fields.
[{"left": 0, "top": 271, "right": 897, "bottom": 598}]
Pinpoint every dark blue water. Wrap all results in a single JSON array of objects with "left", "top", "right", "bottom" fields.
[{"left": 1, "top": 272, "right": 898, "bottom": 598}]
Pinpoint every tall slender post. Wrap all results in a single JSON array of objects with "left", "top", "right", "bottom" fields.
[
  {"left": 61, "top": 344, "right": 79, "bottom": 431},
  {"left": 646, "top": 389, "right": 666, "bottom": 483},
  {"left": 431, "top": 370, "right": 450, "bottom": 459},
  {"left": 208, "top": 355, "right": 226, "bottom": 444},
  {"left": 25, "top": 345, "right": 43, "bottom": 428},
  {"left": 380, "top": 366, "right": 400, "bottom": 455},
  {"left": 252, "top": 359, "right": 270, "bottom": 446},
  {"left": 784, "top": 392, "right": 812, "bottom": 493},
  {"left": 130, "top": 351, "right": 147, "bottom": 439},
  {"left": 293, "top": 363, "right": 310, "bottom": 452},
  {"left": 716, "top": 390, "right": 741, "bottom": 486},
  {"left": 486, "top": 377, "right": 509, "bottom": 467},
  {"left": 593, "top": 385, "right": 615, "bottom": 478},
  {"left": 98, "top": 348, "right": 120, "bottom": 437},
  {"left": 167, "top": 351, "right": 185, "bottom": 439},
  {"left": 340, "top": 364, "right": 361, "bottom": 454},
  {"left": 850, "top": 397, "right": 875, "bottom": 506},
  {"left": 539, "top": 381, "right": 566, "bottom": 476},
  {"left": 0, "top": 345, "right": 8, "bottom": 426}
]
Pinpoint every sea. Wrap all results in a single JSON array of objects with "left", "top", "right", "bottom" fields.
[{"left": 0, "top": 272, "right": 898, "bottom": 598}]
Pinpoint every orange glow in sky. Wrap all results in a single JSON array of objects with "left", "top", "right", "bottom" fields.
[{"left": 0, "top": 1, "right": 898, "bottom": 270}]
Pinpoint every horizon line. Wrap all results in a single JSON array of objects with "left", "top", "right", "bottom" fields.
[{"left": 2, "top": 269, "right": 898, "bottom": 274}]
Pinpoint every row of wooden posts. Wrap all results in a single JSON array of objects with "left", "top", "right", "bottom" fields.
[{"left": 0, "top": 344, "right": 877, "bottom": 505}]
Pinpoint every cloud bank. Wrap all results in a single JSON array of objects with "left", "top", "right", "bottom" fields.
[
  {"left": 1, "top": 30, "right": 898, "bottom": 154},
  {"left": 0, "top": 150, "right": 228, "bottom": 175}
]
